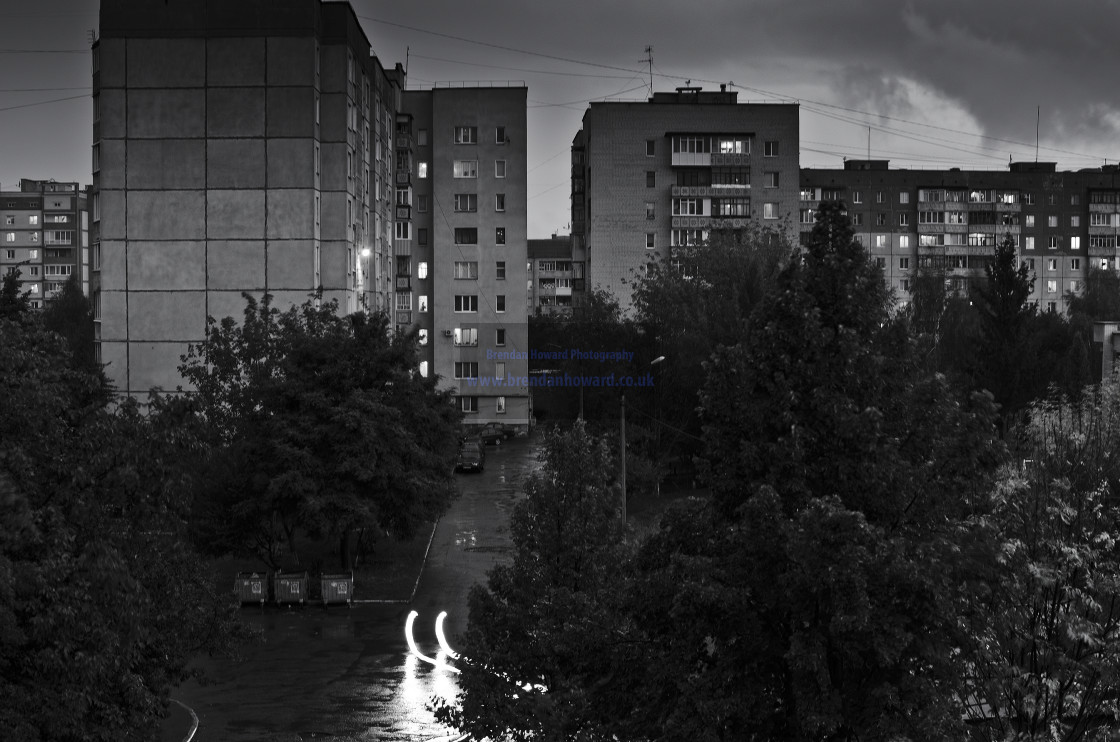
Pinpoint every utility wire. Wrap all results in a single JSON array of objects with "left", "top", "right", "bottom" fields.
[{"left": 0, "top": 93, "right": 88, "bottom": 113}]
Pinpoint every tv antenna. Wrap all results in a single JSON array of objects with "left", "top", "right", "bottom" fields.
[{"left": 644, "top": 46, "right": 653, "bottom": 95}]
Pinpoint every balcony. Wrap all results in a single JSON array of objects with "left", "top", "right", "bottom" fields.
[
  {"left": 671, "top": 185, "right": 749, "bottom": 198},
  {"left": 395, "top": 276, "right": 411, "bottom": 290},
  {"left": 671, "top": 152, "right": 711, "bottom": 167},
  {"left": 671, "top": 216, "right": 750, "bottom": 229},
  {"left": 710, "top": 153, "right": 750, "bottom": 167},
  {"left": 395, "top": 205, "right": 411, "bottom": 221},
  {"left": 396, "top": 134, "right": 412, "bottom": 150},
  {"left": 395, "top": 311, "right": 412, "bottom": 325},
  {"left": 394, "top": 238, "right": 411, "bottom": 256},
  {"left": 395, "top": 171, "right": 411, "bottom": 186}
]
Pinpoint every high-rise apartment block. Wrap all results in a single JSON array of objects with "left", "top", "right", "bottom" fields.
[
  {"left": 571, "top": 87, "right": 800, "bottom": 311},
  {"left": 399, "top": 86, "right": 530, "bottom": 427},
  {"left": 800, "top": 160, "right": 1120, "bottom": 314},
  {"left": 1, "top": 179, "right": 89, "bottom": 307},
  {"left": 92, "top": 0, "right": 403, "bottom": 396}
]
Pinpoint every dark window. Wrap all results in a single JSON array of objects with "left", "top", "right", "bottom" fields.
[{"left": 454, "top": 228, "right": 478, "bottom": 245}]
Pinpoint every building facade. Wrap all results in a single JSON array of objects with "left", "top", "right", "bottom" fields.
[
  {"left": 528, "top": 234, "right": 581, "bottom": 316},
  {"left": 800, "top": 160, "right": 1120, "bottom": 314},
  {"left": 399, "top": 85, "right": 530, "bottom": 429},
  {"left": 571, "top": 87, "right": 801, "bottom": 311},
  {"left": 92, "top": 0, "right": 402, "bottom": 396},
  {"left": 1, "top": 179, "right": 89, "bottom": 307}
]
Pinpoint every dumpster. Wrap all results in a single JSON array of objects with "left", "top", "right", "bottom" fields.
[
  {"left": 320, "top": 572, "right": 354, "bottom": 606},
  {"left": 273, "top": 571, "right": 308, "bottom": 606},
  {"left": 235, "top": 572, "right": 268, "bottom": 606}
]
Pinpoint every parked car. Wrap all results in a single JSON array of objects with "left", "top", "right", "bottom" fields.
[
  {"left": 477, "top": 423, "right": 513, "bottom": 445},
  {"left": 455, "top": 441, "right": 485, "bottom": 472}
]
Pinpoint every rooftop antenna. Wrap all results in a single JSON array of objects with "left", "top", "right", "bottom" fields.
[
  {"left": 644, "top": 46, "right": 653, "bottom": 95},
  {"left": 1035, "top": 106, "right": 1040, "bottom": 162},
  {"left": 405, "top": 46, "right": 409, "bottom": 78},
  {"left": 867, "top": 126, "right": 871, "bottom": 161}
]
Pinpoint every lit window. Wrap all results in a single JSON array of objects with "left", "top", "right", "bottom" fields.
[
  {"left": 496, "top": 396, "right": 506, "bottom": 414},
  {"left": 418, "top": 329, "right": 428, "bottom": 346},
  {"left": 453, "top": 160, "right": 477, "bottom": 178},
  {"left": 28, "top": 215, "right": 38, "bottom": 225},
  {"left": 645, "top": 202, "right": 656, "bottom": 219},
  {"left": 455, "top": 328, "right": 478, "bottom": 346},
  {"left": 875, "top": 234, "right": 888, "bottom": 248},
  {"left": 419, "top": 361, "right": 429, "bottom": 377},
  {"left": 1046, "top": 280, "right": 1057, "bottom": 294},
  {"left": 763, "top": 203, "right": 779, "bottom": 220},
  {"left": 1071, "top": 215, "right": 1080, "bottom": 227},
  {"left": 418, "top": 162, "right": 428, "bottom": 178},
  {"left": 1048, "top": 215, "right": 1058, "bottom": 227},
  {"left": 1070, "top": 236, "right": 1081, "bottom": 250},
  {"left": 899, "top": 192, "right": 910, "bottom": 204},
  {"left": 1025, "top": 236, "right": 1035, "bottom": 250},
  {"left": 418, "top": 262, "right": 428, "bottom": 279}
]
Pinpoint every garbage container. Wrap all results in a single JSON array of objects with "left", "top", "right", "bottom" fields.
[
  {"left": 235, "top": 572, "right": 268, "bottom": 606},
  {"left": 273, "top": 571, "right": 308, "bottom": 606},
  {"left": 320, "top": 572, "right": 354, "bottom": 607}
]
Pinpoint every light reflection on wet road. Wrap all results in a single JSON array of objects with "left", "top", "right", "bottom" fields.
[{"left": 168, "top": 435, "right": 537, "bottom": 741}]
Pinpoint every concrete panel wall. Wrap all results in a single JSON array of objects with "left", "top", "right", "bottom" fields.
[
  {"left": 207, "top": 139, "right": 266, "bottom": 188},
  {"left": 100, "top": 340, "right": 128, "bottom": 387},
  {"left": 267, "top": 139, "right": 314, "bottom": 188},
  {"left": 206, "top": 291, "right": 255, "bottom": 326},
  {"left": 319, "top": 141, "right": 347, "bottom": 192},
  {"left": 267, "top": 189, "right": 314, "bottom": 239},
  {"left": 319, "top": 240, "right": 349, "bottom": 290},
  {"left": 127, "top": 241, "right": 206, "bottom": 290},
  {"left": 207, "top": 240, "right": 266, "bottom": 290},
  {"left": 266, "top": 37, "right": 315, "bottom": 86},
  {"left": 207, "top": 88, "right": 266, "bottom": 138},
  {"left": 98, "top": 38, "right": 126, "bottom": 88},
  {"left": 130, "top": 342, "right": 195, "bottom": 393},
  {"left": 266, "top": 87, "right": 315, "bottom": 137},
  {"left": 127, "top": 38, "right": 204, "bottom": 88},
  {"left": 99, "top": 240, "right": 127, "bottom": 294},
  {"left": 270, "top": 290, "right": 314, "bottom": 313},
  {"left": 127, "top": 191, "right": 206, "bottom": 240},
  {"left": 128, "top": 89, "right": 205, "bottom": 138},
  {"left": 127, "top": 139, "right": 206, "bottom": 189},
  {"left": 319, "top": 191, "right": 347, "bottom": 241},
  {"left": 100, "top": 190, "right": 127, "bottom": 240},
  {"left": 99, "top": 140, "right": 126, "bottom": 189},
  {"left": 99, "top": 291, "right": 128, "bottom": 342},
  {"left": 128, "top": 291, "right": 206, "bottom": 341},
  {"left": 207, "top": 37, "right": 266, "bottom": 87},
  {"left": 266, "top": 239, "right": 313, "bottom": 288},
  {"left": 207, "top": 190, "right": 266, "bottom": 239},
  {"left": 99, "top": 89, "right": 127, "bottom": 139}
]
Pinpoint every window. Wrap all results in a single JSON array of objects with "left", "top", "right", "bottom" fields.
[
  {"left": 674, "top": 198, "right": 701, "bottom": 215},
  {"left": 394, "top": 222, "right": 411, "bottom": 240},
  {"left": 495, "top": 193, "right": 505, "bottom": 212},
  {"left": 852, "top": 191, "right": 863, "bottom": 204},
  {"left": 496, "top": 328, "right": 506, "bottom": 346},
  {"left": 1070, "top": 236, "right": 1081, "bottom": 250},
  {"left": 645, "top": 201, "right": 656, "bottom": 219},
  {"left": 800, "top": 209, "right": 817, "bottom": 224},
  {"left": 496, "top": 261, "right": 506, "bottom": 279},
  {"left": 1071, "top": 215, "right": 1080, "bottom": 227},
  {"left": 496, "top": 295, "right": 506, "bottom": 312},
  {"left": 764, "top": 172, "right": 779, "bottom": 188},
  {"left": 712, "top": 167, "right": 750, "bottom": 186},
  {"left": 875, "top": 257, "right": 886, "bottom": 269},
  {"left": 418, "top": 295, "right": 429, "bottom": 313},
  {"left": 418, "top": 162, "right": 428, "bottom": 178},
  {"left": 418, "top": 329, "right": 428, "bottom": 346},
  {"left": 28, "top": 215, "right": 38, "bottom": 225},
  {"left": 1048, "top": 236, "right": 1060, "bottom": 249},
  {"left": 454, "top": 228, "right": 478, "bottom": 245},
  {"left": 455, "top": 126, "right": 478, "bottom": 144},
  {"left": 645, "top": 233, "right": 655, "bottom": 249},
  {"left": 876, "top": 191, "right": 884, "bottom": 204},
  {"left": 1046, "top": 280, "right": 1057, "bottom": 294},
  {"left": 851, "top": 213, "right": 862, "bottom": 226},
  {"left": 763, "top": 203, "right": 779, "bottom": 220},
  {"left": 1070, "top": 258, "right": 1081, "bottom": 271},
  {"left": 875, "top": 234, "right": 888, "bottom": 248},
  {"left": 496, "top": 397, "right": 506, "bottom": 414},
  {"left": 1025, "top": 236, "right": 1035, "bottom": 250},
  {"left": 713, "top": 198, "right": 749, "bottom": 217},
  {"left": 418, "top": 262, "right": 428, "bottom": 279},
  {"left": 3, "top": 217, "right": 12, "bottom": 225},
  {"left": 454, "top": 295, "right": 478, "bottom": 312},
  {"left": 5, "top": 233, "right": 13, "bottom": 242},
  {"left": 419, "top": 361, "right": 429, "bottom": 378},
  {"left": 899, "top": 235, "right": 910, "bottom": 248},
  {"left": 418, "top": 228, "right": 428, "bottom": 245},
  {"left": 675, "top": 135, "right": 711, "bottom": 153},
  {"left": 899, "top": 214, "right": 910, "bottom": 227},
  {"left": 455, "top": 362, "right": 479, "bottom": 379},
  {"left": 496, "top": 126, "right": 506, "bottom": 143},
  {"left": 822, "top": 189, "right": 842, "bottom": 201},
  {"left": 764, "top": 141, "right": 779, "bottom": 157},
  {"left": 454, "top": 261, "right": 478, "bottom": 279},
  {"left": 646, "top": 139, "right": 656, "bottom": 156},
  {"left": 395, "top": 293, "right": 412, "bottom": 311},
  {"left": 454, "top": 194, "right": 478, "bottom": 212},
  {"left": 461, "top": 397, "right": 478, "bottom": 413},
  {"left": 1091, "top": 212, "right": 1111, "bottom": 226},
  {"left": 1023, "top": 258, "right": 1036, "bottom": 272},
  {"left": 417, "top": 128, "right": 428, "bottom": 146},
  {"left": 453, "top": 160, "right": 478, "bottom": 178},
  {"left": 495, "top": 160, "right": 507, "bottom": 178},
  {"left": 646, "top": 171, "right": 656, "bottom": 188},
  {"left": 495, "top": 362, "right": 506, "bottom": 380},
  {"left": 876, "top": 213, "right": 886, "bottom": 226},
  {"left": 455, "top": 327, "right": 478, "bottom": 346},
  {"left": 417, "top": 195, "right": 428, "bottom": 212},
  {"left": 1047, "top": 258, "right": 1058, "bottom": 271},
  {"left": 1025, "top": 215, "right": 1035, "bottom": 227},
  {"left": 899, "top": 192, "right": 910, "bottom": 204},
  {"left": 899, "top": 257, "right": 910, "bottom": 270},
  {"left": 495, "top": 227, "right": 506, "bottom": 245},
  {"left": 1072, "top": 194, "right": 1081, "bottom": 206},
  {"left": 1048, "top": 215, "right": 1058, "bottom": 228},
  {"left": 4, "top": 249, "right": 12, "bottom": 259}
]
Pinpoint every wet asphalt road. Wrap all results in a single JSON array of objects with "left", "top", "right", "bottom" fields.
[{"left": 165, "top": 434, "right": 538, "bottom": 741}]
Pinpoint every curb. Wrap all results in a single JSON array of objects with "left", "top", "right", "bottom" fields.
[{"left": 169, "top": 698, "right": 199, "bottom": 742}]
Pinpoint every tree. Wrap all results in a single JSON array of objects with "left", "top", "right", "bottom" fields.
[
  {"left": 436, "top": 422, "right": 632, "bottom": 741},
  {"left": 0, "top": 267, "right": 31, "bottom": 322},
  {"left": 961, "top": 380, "right": 1120, "bottom": 740},
  {"left": 180, "top": 294, "right": 461, "bottom": 570},
  {"left": 0, "top": 313, "right": 247, "bottom": 741},
  {"left": 695, "top": 201, "right": 1007, "bottom": 739}
]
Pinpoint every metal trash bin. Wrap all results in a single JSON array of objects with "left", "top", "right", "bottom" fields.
[
  {"left": 235, "top": 572, "right": 268, "bottom": 606},
  {"left": 320, "top": 572, "right": 354, "bottom": 606},
  {"left": 273, "top": 571, "right": 308, "bottom": 606}
]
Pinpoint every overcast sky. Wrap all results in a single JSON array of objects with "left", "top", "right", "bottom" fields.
[{"left": 3, "top": 0, "right": 1119, "bottom": 237}]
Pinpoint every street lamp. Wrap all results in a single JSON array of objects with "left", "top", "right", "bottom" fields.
[{"left": 620, "top": 355, "right": 666, "bottom": 522}]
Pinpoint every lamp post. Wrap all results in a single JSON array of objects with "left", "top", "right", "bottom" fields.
[{"left": 620, "top": 355, "right": 666, "bottom": 522}]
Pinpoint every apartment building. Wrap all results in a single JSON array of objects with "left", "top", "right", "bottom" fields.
[
  {"left": 92, "top": 0, "right": 402, "bottom": 396},
  {"left": 571, "top": 86, "right": 800, "bottom": 311},
  {"left": 399, "top": 85, "right": 530, "bottom": 429},
  {"left": 1, "top": 179, "right": 89, "bottom": 307},
  {"left": 528, "top": 234, "right": 582, "bottom": 316},
  {"left": 800, "top": 160, "right": 1120, "bottom": 314}
]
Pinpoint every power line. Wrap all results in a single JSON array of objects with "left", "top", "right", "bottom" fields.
[
  {"left": 0, "top": 49, "right": 88, "bottom": 54},
  {"left": 409, "top": 53, "right": 636, "bottom": 80},
  {"left": 0, "top": 94, "right": 88, "bottom": 113},
  {"left": 0, "top": 86, "right": 91, "bottom": 92}
]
